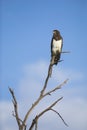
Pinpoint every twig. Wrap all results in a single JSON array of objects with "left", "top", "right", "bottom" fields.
[
  {"left": 61, "top": 51, "right": 70, "bottom": 53},
  {"left": 43, "top": 79, "right": 69, "bottom": 97},
  {"left": 50, "top": 109, "right": 68, "bottom": 127},
  {"left": 9, "top": 88, "right": 20, "bottom": 126}
]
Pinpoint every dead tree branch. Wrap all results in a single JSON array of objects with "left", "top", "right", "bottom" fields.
[
  {"left": 43, "top": 78, "right": 69, "bottom": 97},
  {"left": 9, "top": 88, "right": 20, "bottom": 126},
  {"left": 9, "top": 88, "right": 26, "bottom": 130},
  {"left": 50, "top": 109, "right": 68, "bottom": 126},
  {"left": 29, "top": 97, "right": 63, "bottom": 130}
]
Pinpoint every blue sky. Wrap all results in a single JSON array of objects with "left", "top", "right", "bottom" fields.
[{"left": 1, "top": 0, "right": 87, "bottom": 130}]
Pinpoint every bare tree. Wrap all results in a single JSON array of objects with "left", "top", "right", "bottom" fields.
[{"left": 9, "top": 53, "right": 69, "bottom": 130}]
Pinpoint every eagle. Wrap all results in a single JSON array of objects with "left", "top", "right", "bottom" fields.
[{"left": 51, "top": 30, "right": 63, "bottom": 65}]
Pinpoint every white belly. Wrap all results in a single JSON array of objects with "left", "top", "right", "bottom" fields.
[{"left": 52, "top": 39, "right": 62, "bottom": 53}]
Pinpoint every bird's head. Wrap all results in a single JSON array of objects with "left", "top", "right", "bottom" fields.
[
  {"left": 53, "top": 30, "right": 60, "bottom": 35},
  {"left": 53, "top": 30, "right": 61, "bottom": 40}
]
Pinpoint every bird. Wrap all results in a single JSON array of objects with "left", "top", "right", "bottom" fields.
[{"left": 51, "top": 29, "right": 63, "bottom": 65}]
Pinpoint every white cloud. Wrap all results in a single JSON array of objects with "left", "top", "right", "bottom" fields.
[{"left": 1, "top": 61, "right": 87, "bottom": 130}]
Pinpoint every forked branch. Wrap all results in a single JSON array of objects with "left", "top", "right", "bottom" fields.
[
  {"left": 43, "top": 78, "right": 69, "bottom": 97},
  {"left": 29, "top": 97, "right": 63, "bottom": 130}
]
